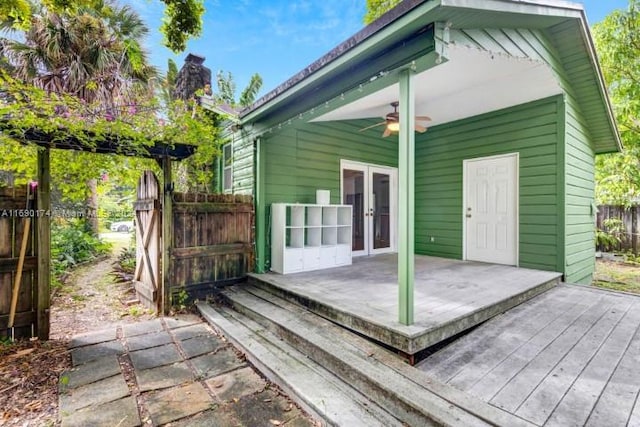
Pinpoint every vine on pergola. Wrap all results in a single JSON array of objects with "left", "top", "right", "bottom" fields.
[{"left": 0, "top": 71, "right": 220, "bottom": 199}]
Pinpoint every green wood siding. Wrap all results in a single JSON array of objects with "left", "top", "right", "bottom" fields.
[
  {"left": 261, "top": 121, "right": 398, "bottom": 268},
  {"left": 415, "top": 96, "right": 562, "bottom": 272},
  {"left": 564, "top": 101, "right": 595, "bottom": 283},
  {"left": 243, "top": 25, "right": 600, "bottom": 281},
  {"left": 450, "top": 27, "right": 596, "bottom": 283},
  {"left": 229, "top": 133, "right": 254, "bottom": 195}
]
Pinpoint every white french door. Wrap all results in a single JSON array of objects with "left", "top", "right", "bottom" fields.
[
  {"left": 464, "top": 153, "right": 518, "bottom": 266},
  {"left": 341, "top": 160, "right": 397, "bottom": 256}
]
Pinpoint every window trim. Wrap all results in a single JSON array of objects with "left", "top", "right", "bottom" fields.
[{"left": 222, "top": 143, "right": 233, "bottom": 193}]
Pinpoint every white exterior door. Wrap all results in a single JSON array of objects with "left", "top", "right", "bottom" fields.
[
  {"left": 341, "top": 161, "right": 396, "bottom": 256},
  {"left": 464, "top": 153, "right": 518, "bottom": 266}
]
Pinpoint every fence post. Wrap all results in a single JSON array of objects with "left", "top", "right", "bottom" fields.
[
  {"left": 162, "top": 156, "right": 172, "bottom": 315},
  {"left": 36, "top": 148, "right": 50, "bottom": 340}
]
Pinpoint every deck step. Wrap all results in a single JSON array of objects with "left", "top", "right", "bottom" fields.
[
  {"left": 196, "top": 301, "right": 403, "bottom": 427},
  {"left": 247, "top": 272, "right": 561, "bottom": 355},
  {"left": 201, "top": 284, "right": 536, "bottom": 427}
]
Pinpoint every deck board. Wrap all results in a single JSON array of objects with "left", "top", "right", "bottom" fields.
[
  {"left": 417, "top": 285, "right": 640, "bottom": 426},
  {"left": 250, "top": 254, "right": 561, "bottom": 354},
  {"left": 446, "top": 289, "right": 587, "bottom": 391},
  {"left": 585, "top": 322, "right": 640, "bottom": 427},
  {"left": 467, "top": 289, "right": 595, "bottom": 401},
  {"left": 544, "top": 304, "right": 640, "bottom": 427}
]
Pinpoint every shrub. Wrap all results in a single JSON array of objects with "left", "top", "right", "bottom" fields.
[{"left": 51, "top": 219, "right": 112, "bottom": 281}]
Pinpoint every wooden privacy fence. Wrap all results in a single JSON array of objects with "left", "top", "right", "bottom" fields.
[
  {"left": 597, "top": 205, "right": 640, "bottom": 254},
  {"left": 133, "top": 171, "right": 255, "bottom": 310},
  {"left": 170, "top": 192, "right": 254, "bottom": 303},
  {"left": 0, "top": 186, "right": 38, "bottom": 339}
]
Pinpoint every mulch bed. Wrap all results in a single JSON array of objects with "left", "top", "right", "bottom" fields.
[{"left": 0, "top": 339, "right": 70, "bottom": 426}]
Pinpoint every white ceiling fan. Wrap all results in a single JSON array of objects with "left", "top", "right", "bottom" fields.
[{"left": 359, "top": 101, "right": 431, "bottom": 137}]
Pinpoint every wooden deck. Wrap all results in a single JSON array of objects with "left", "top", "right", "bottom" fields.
[
  {"left": 248, "top": 254, "right": 561, "bottom": 356},
  {"left": 417, "top": 284, "right": 640, "bottom": 426}
]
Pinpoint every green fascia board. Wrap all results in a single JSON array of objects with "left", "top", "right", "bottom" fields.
[
  {"left": 553, "top": 18, "right": 621, "bottom": 154},
  {"left": 236, "top": 0, "right": 619, "bottom": 153},
  {"left": 240, "top": 0, "right": 442, "bottom": 126}
]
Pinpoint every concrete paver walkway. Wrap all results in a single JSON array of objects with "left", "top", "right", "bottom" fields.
[{"left": 59, "top": 315, "right": 313, "bottom": 426}]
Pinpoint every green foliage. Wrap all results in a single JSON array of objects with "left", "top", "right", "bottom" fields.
[
  {"left": 213, "top": 70, "right": 263, "bottom": 109},
  {"left": 363, "top": 0, "right": 402, "bottom": 24},
  {"left": 160, "top": 0, "right": 204, "bottom": 53},
  {"left": 1, "top": 1, "right": 218, "bottom": 194},
  {"left": 118, "top": 247, "right": 136, "bottom": 273},
  {"left": 0, "top": 71, "right": 219, "bottom": 196},
  {"left": 160, "top": 58, "right": 179, "bottom": 104},
  {"left": 596, "top": 218, "right": 626, "bottom": 251},
  {"left": 593, "top": 1, "right": 640, "bottom": 205},
  {"left": 1, "top": 0, "right": 205, "bottom": 54},
  {"left": 174, "top": 289, "right": 189, "bottom": 309},
  {"left": 0, "top": 0, "right": 31, "bottom": 30},
  {"left": 3, "top": 1, "right": 156, "bottom": 106},
  {"left": 51, "top": 219, "right": 112, "bottom": 279},
  {"left": 215, "top": 70, "right": 237, "bottom": 106},
  {"left": 239, "top": 73, "right": 263, "bottom": 108}
]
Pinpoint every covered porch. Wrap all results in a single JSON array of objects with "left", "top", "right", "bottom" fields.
[{"left": 248, "top": 254, "right": 561, "bottom": 358}]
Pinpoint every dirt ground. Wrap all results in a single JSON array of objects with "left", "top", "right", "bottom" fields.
[
  {"left": 593, "top": 257, "right": 640, "bottom": 294},
  {"left": 1, "top": 250, "right": 154, "bottom": 427}
]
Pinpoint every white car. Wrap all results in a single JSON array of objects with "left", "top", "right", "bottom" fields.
[{"left": 110, "top": 220, "right": 134, "bottom": 232}]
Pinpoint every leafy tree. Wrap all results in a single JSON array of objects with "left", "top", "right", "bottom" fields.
[
  {"left": 0, "top": 0, "right": 204, "bottom": 53},
  {"left": 162, "top": 58, "right": 179, "bottom": 103},
  {"left": 214, "top": 71, "right": 263, "bottom": 108},
  {"left": 364, "top": 0, "right": 402, "bottom": 24},
  {"left": 593, "top": 0, "right": 640, "bottom": 206},
  {"left": 0, "top": 71, "right": 218, "bottom": 204},
  {"left": 159, "top": 0, "right": 204, "bottom": 53},
  {"left": 1, "top": 1, "right": 157, "bottom": 231},
  {"left": 239, "top": 73, "right": 264, "bottom": 108}
]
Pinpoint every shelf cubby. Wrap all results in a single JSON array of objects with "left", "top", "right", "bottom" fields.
[{"left": 272, "top": 203, "right": 352, "bottom": 274}]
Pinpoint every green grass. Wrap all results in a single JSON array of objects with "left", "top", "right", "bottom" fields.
[{"left": 593, "top": 259, "right": 640, "bottom": 294}]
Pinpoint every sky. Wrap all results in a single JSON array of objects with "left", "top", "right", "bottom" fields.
[{"left": 126, "top": 0, "right": 630, "bottom": 99}]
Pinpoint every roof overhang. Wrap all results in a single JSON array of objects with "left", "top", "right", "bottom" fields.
[
  {"left": 311, "top": 45, "right": 562, "bottom": 128},
  {"left": 217, "top": 0, "right": 621, "bottom": 153}
]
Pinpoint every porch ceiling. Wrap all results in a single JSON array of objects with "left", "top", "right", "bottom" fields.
[{"left": 311, "top": 45, "right": 563, "bottom": 128}]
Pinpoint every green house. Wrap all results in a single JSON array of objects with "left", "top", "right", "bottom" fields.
[{"left": 203, "top": 0, "right": 620, "bottom": 324}]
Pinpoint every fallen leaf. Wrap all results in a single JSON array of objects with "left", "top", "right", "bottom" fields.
[
  {"left": 269, "top": 420, "right": 282, "bottom": 426},
  {"left": 7, "top": 348, "right": 35, "bottom": 359},
  {"left": 263, "top": 398, "right": 272, "bottom": 402},
  {"left": 284, "top": 403, "right": 293, "bottom": 412}
]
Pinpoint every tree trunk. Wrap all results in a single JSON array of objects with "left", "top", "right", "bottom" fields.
[{"left": 87, "top": 179, "right": 99, "bottom": 234}]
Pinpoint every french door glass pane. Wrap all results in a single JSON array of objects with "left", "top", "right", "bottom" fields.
[
  {"left": 372, "top": 172, "right": 390, "bottom": 250},
  {"left": 342, "top": 169, "right": 364, "bottom": 251}
]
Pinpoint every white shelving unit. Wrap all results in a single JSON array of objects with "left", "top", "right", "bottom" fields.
[{"left": 271, "top": 203, "right": 352, "bottom": 274}]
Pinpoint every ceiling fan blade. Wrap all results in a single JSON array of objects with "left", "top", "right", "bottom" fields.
[
  {"left": 415, "top": 115, "right": 432, "bottom": 121},
  {"left": 382, "top": 127, "right": 392, "bottom": 138},
  {"left": 415, "top": 124, "right": 428, "bottom": 133},
  {"left": 359, "top": 121, "right": 387, "bottom": 132}
]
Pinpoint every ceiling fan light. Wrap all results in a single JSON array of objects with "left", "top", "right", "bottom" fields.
[{"left": 386, "top": 121, "right": 400, "bottom": 132}]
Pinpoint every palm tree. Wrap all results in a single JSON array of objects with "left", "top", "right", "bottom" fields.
[
  {"left": 1, "top": 0, "right": 157, "bottom": 232},
  {"left": 2, "top": 0, "right": 156, "bottom": 112}
]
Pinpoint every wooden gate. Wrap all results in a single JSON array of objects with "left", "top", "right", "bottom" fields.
[
  {"left": 0, "top": 186, "right": 38, "bottom": 339},
  {"left": 169, "top": 193, "right": 254, "bottom": 302},
  {"left": 134, "top": 171, "right": 161, "bottom": 310}
]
